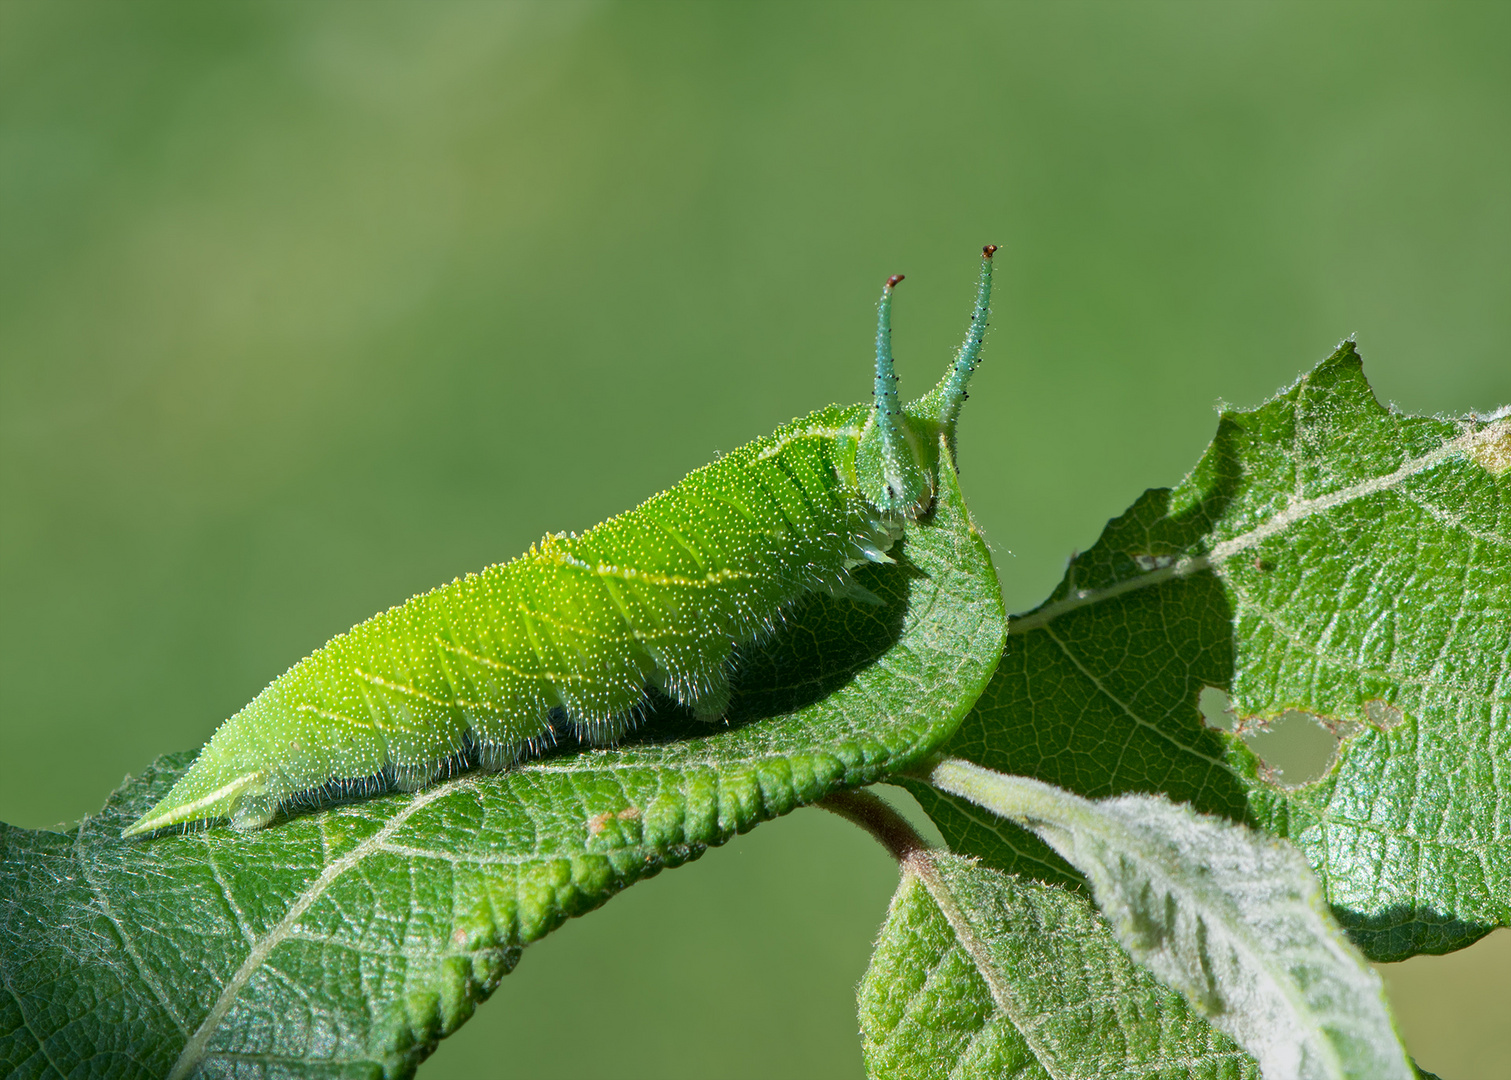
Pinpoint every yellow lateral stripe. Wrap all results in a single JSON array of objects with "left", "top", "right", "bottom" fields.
[
  {"left": 432, "top": 634, "right": 585, "bottom": 686},
  {"left": 593, "top": 564, "right": 751, "bottom": 588},
  {"left": 595, "top": 573, "right": 650, "bottom": 642},
  {"left": 539, "top": 546, "right": 751, "bottom": 589},
  {"left": 302, "top": 696, "right": 424, "bottom": 737},
  {"left": 684, "top": 487, "right": 758, "bottom": 522},
  {"left": 527, "top": 604, "right": 630, "bottom": 642},
  {"left": 415, "top": 645, "right": 505, "bottom": 716},
  {"left": 296, "top": 703, "right": 376, "bottom": 729},
  {"left": 354, "top": 668, "right": 453, "bottom": 708},
  {"left": 433, "top": 635, "right": 533, "bottom": 679},
  {"left": 591, "top": 572, "right": 716, "bottom": 650}
]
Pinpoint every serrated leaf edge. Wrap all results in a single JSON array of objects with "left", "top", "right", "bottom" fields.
[{"left": 1010, "top": 413, "right": 1495, "bottom": 636}]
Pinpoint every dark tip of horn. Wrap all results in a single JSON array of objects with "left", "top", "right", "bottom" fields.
[
  {"left": 983, "top": 245, "right": 998, "bottom": 258},
  {"left": 886, "top": 274, "right": 905, "bottom": 288}
]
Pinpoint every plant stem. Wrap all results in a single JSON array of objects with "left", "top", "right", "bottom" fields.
[{"left": 816, "top": 788, "right": 930, "bottom": 864}]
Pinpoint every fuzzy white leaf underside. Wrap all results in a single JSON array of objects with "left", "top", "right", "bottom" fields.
[{"left": 929, "top": 759, "right": 1413, "bottom": 1080}]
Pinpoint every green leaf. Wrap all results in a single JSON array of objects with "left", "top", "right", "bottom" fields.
[
  {"left": 911, "top": 345, "right": 1509, "bottom": 960},
  {"left": 928, "top": 760, "right": 1412, "bottom": 1080},
  {"left": 0, "top": 460, "right": 1006, "bottom": 1078},
  {"left": 858, "top": 848, "right": 1258, "bottom": 1080}
]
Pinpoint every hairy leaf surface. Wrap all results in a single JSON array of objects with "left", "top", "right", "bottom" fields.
[
  {"left": 912, "top": 345, "right": 1509, "bottom": 960},
  {"left": 928, "top": 761, "right": 1412, "bottom": 1080},
  {"left": 0, "top": 463, "right": 1006, "bottom": 1078},
  {"left": 859, "top": 849, "right": 1258, "bottom": 1080}
]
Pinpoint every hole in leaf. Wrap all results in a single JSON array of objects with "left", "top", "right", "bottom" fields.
[
  {"left": 1198, "top": 686, "right": 1236, "bottom": 732},
  {"left": 1241, "top": 709, "right": 1340, "bottom": 786}
]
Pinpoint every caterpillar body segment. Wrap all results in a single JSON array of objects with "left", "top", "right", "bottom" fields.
[{"left": 124, "top": 247, "right": 996, "bottom": 837}]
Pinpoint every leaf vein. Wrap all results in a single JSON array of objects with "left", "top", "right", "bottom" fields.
[
  {"left": 1011, "top": 424, "right": 1482, "bottom": 634},
  {"left": 166, "top": 780, "right": 472, "bottom": 1080},
  {"left": 74, "top": 827, "right": 189, "bottom": 1037},
  {"left": 1040, "top": 623, "right": 1237, "bottom": 775}
]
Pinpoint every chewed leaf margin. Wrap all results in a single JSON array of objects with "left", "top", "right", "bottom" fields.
[{"left": 915, "top": 343, "right": 1510, "bottom": 961}]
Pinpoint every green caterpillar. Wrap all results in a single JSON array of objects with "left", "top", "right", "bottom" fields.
[{"left": 125, "top": 247, "right": 997, "bottom": 837}]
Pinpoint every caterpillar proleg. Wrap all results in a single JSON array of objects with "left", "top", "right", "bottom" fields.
[{"left": 124, "top": 247, "right": 997, "bottom": 837}]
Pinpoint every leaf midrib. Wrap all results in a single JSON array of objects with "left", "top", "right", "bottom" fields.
[
  {"left": 166, "top": 778, "right": 474, "bottom": 1080},
  {"left": 1009, "top": 425, "right": 1483, "bottom": 636},
  {"left": 907, "top": 853, "right": 1073, "bottom": 1080}
]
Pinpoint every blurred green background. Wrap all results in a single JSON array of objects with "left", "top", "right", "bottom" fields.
[{"left": 1, "top": 2, "right": 1506, "bottom": 1077}]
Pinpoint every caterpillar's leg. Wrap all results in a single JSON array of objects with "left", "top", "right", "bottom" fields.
[
  {"left": 691, "top": 676, "right": 731, "bottom": 724},
  {"left": 468, "top": 693, "right": 560, "bottom": 769},
  {"left": 391, "top": 760, "right": 442, "bottom": 792},
  {"left": 574, "top": 709, "right": 639, "bottom": 746},
  {"left": 647, "top": 638, "right": 734, "bottom": 724},
  {"left": 229, "top": 790, "right": 279, "bottom": 831},
  {"left": 472, "top": 735, "right": 526, "bottom": 772}
]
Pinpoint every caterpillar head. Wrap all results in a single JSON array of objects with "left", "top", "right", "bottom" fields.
[{"left": 857, "top": 245, "right": 997, "bottom": 520}]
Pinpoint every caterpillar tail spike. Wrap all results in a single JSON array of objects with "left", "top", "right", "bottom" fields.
[{"left": 124, "top": 246, "right": 997, "bottom": 838}]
